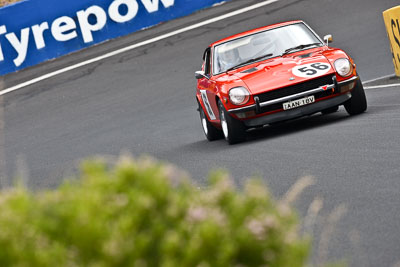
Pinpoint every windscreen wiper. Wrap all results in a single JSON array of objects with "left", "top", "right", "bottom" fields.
[
  {"left": 226, "top": 53, "right": 273, "bottom": 72},
  {"left": 281, "top": 43, "right": 322, "bottom": 56}
]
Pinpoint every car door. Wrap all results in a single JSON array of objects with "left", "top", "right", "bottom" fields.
[{"left": 198, "top": 48, "right": 219, "bottom": 122}]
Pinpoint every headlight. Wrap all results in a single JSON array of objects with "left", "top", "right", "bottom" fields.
[
  {"left": 229, "top": 87, "right": 250, "bottom": 105},
  {"left": 334, "top": 58, "right": 353, "bottom": 77}
]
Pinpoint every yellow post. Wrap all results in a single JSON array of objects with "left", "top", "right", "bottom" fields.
[{"left": 383, "top": 6, "right": 400, "bottom": 77}]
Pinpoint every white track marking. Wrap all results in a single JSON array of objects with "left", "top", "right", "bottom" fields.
[
  {"left": 0, "top": 0, "right": 279, "bottom": 96},
  {"left": 363, "top": 73, "right": 396, "bottom": 84},
  {"left": 364, "top": 83, "right": 400, "bottom": 90}
]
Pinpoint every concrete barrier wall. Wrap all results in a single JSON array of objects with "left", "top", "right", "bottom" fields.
[{"left": 0, "top": 0, "right": 230, "bottom": 75}]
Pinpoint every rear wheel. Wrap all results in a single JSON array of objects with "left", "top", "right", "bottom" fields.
[
  {"left": 199, "top": 103, "right": 222, "bottom": 141},
  {"left": 218, "top": 101, "right": 246, "bottom": 144},
  {"left": 344, "top": 78, "right": 367, "bottom": 115}
]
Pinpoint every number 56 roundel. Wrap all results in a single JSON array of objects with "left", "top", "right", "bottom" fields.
[{"left": 292, "top": 62, "right": 331, "bottom": 78}]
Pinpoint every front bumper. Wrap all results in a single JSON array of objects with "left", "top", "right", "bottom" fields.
[
  {"left": 243, "top": 92, "right": 351, "bottom": 127},
  {"left": 227, "top": 75, "right": 358, "bottom": 127}
]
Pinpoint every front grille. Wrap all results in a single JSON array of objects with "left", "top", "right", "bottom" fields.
[
  {"left": 256, "top": 74, "right": 334, "bottom": 103},
  {"left": 255, "top": 74, "right": 335, "bottom": 114}
]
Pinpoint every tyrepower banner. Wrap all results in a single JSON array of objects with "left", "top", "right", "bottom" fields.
[
  {"left": 383, "top": 6, "right": 400, "bottom": 77},
  {"left": 0, "top": 0, "right": 230, "bottom": 75}
]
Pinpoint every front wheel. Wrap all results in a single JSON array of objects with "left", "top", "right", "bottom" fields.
[
  {"left": 344, "top": 78, "right": 367, "bottom": 115},
  {"left": 199, "top": 103, "right": 222, "bottom": 141},
  {"left": 218, "top": 101, "right": 246, "bottom": 145}
]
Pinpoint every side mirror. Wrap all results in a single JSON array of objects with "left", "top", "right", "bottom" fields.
[
  {"left": 323, "top": 34, "right": 333, "bottom": 46},
  {"left": 195, "top": 71, "right": 207, "bottom": 79}
]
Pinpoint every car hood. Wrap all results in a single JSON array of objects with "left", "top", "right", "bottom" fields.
[{"left": 230, "top": 51, "right": 335, "bottom": 95}]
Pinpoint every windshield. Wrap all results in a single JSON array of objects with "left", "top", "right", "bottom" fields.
[{"left": 213, "top": 23, "right": 322, "bottom": 74}]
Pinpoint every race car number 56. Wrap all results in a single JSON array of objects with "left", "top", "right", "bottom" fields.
[{"left": 292, "top": 62, "right": 331, "bottom": 78}]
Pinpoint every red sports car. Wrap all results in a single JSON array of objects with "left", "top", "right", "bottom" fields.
[{"left": 195, "top": 20, "right": 367, "bottom": 144}]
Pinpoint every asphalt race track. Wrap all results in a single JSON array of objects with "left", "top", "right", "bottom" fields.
[{"left": 1, "top": 0, "right": 400, "bottom": 265}]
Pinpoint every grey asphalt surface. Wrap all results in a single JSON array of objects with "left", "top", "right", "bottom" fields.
[{"left": 1, "top": 0, "right": 400, "bottom": 265}]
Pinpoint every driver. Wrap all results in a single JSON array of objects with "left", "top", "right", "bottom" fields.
[{"left": 218, "top": 48, "right": 241, "bottom": 72}]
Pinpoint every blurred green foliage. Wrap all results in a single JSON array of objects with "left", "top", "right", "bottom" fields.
[{"left": 0, "top": 155, "right": 309, "bottom": 266}]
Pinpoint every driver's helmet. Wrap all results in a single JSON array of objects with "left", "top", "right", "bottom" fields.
[{"left": 218, "top": 48, "right": 240, "bottom": 71}]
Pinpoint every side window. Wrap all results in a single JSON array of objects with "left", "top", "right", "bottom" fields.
[{"left": 203, "top": 48, "right": 211, "bottom": 76}]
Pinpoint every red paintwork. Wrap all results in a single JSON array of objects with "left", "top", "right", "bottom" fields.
[{"left": 196, "top": 21, "right": 357, "bottom": 126}]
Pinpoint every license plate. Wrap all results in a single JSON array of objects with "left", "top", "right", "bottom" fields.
[{"left": 283, "top": 95, "right": 315, "bottom": 110}]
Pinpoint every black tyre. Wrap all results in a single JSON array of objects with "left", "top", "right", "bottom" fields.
[
  {"left": 344, "top": 78, "right": 367, "bottom": 115},
  {"left": 199, "top": 103, "right": 222, "bottom": 141},
  {"left": 321, "top": 105, "right": 339, "bottom": 115},
  {"left": 218, "top": 101, "right": 246, "bottom": 145}
]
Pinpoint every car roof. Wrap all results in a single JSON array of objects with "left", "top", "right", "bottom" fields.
[{"left": 210, "top": 20, "right": 304, "bottom": 47}]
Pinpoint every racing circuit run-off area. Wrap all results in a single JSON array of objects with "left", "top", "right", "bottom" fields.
[{"left": 1, "top": 0, "right": 400, "bottom": 266}]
